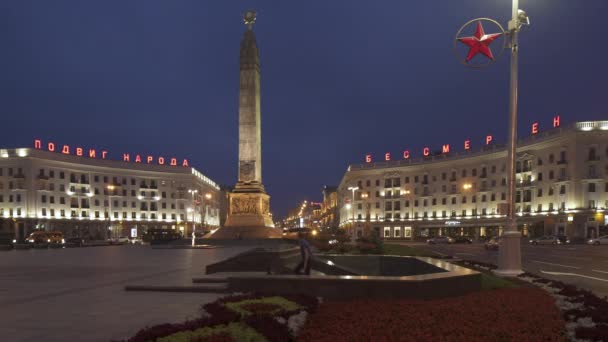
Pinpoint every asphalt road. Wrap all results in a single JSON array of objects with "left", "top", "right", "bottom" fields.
[
  {"left": 0, "top": 245, "right": 251, "bottom": 342},
  {"left": 402, "top": 241, "right": 608, "bottom": 297}
]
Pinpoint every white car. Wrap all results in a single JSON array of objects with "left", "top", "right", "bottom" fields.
[
  {"left": 111, "top": 236, "right": 130, "bottom": 244},
  {"left": 129, "top": 237, "right": 143, "bottom": 245},
  {"left": 587, "top": 235, "right": 608, "bottom": 245}
]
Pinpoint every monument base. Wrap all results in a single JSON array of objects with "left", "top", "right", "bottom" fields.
[
  {"left": 213, "top": 189, "right": 279, "bottom": 239},
  {"left": 207, "top": 225, "right": 282, "bottom": 239}
]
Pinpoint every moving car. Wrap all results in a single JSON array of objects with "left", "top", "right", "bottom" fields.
[
  {"left": 453, "top": 236, "right": 473, "bottom": 244},
  {"left": 587, "top": 236, "right": 608, "bottom": 245},
  {"left": 484, "top": 237, "right": 500, "bottom": 250},
  {"left": 26, "top": 231, "right": 65, "bottom": 244},
  {"left": 529, "top": 235, "right": 562, "bottom": 245},
  {"left": 129, "top": 237, "right": 143, "bottom": 245},
  {"left": 426, "top": 236, "right": 454, "bottom": 244}
]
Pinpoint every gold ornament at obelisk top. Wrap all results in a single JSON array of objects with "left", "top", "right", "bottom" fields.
[{"left": 243, "top": 10, "right": 256, "bottom": 30}]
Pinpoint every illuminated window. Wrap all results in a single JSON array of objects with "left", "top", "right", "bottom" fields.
[{"left": 384, "top": 227, "right": 391, "bottom": 238}]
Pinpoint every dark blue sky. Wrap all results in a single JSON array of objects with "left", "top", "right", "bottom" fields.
[{"left": 1, "top": 1, "right": 607, "bottom": 218}]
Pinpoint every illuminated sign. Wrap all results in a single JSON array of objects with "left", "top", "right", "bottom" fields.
[
  {"left": 34, "top": 139, "right": 189, "bottom": 167},
  {"left": 364, "top": 116, "right": 561, "bottom": 163},
  {"left": 445, "top": 221, "right": 461, "bottom": 226}
]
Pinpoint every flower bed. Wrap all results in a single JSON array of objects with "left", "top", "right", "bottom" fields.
[
  {"left": 518, "top": 272, "right": 608, "bottom": 341},
  {"left": 125, "top": 293, "right": 319, "bottom": 342},
  {"left": 298, "top": 287, "right": 566, "bottom": 341}
]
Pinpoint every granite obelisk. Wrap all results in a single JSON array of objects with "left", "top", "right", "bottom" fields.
[{"left": 212, "top": 10, "right": 278, "bottom": 238}]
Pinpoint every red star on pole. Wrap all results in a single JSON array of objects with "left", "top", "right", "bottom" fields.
[{"left": 458, "top": 21, "right": 503, "bottom": 62}]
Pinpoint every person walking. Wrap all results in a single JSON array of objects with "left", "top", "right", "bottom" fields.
[{"left": 294, "top": 232, "right": 312, "bottom": 275}]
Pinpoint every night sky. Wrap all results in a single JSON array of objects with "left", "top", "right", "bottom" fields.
[{"left": 1, "top": 1, "right": 607, "bottom": 218}]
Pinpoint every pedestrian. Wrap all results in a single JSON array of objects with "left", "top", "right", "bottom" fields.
[{"left": 294, "top": 231, "right": 312, "bottom": 275}]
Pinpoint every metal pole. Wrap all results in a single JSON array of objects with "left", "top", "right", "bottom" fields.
[{"left": 496, "top": 0, "right": 523, "bottom": 276}]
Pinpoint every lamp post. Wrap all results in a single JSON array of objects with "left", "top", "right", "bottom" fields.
[
  {"left": 203, "top": 193, "right": 212, "bottom": 230},
  {"left": 106, "top": 185, "right": 115, "bottom": 239},
  {"left": 347, "top": 186, "right": 359, "bottom": 238},
  {"left": 188, "top": 189, "right": 198, "bottom": 241},
  {"left": 495, "top": 0, "right": 527, "bottom": 277}
]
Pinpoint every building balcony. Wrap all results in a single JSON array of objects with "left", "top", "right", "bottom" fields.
[
  {"left": 557, "top": 160, "right": 568, "bottom": 165},
  {"left": 588, "top": 156, "right": 601, "bottom": 162},
  {"left": 37, "top": 175, "right": 49, "bottom": 180},
  {"left": 13, "top": 173, "right": 25, "bottom": 179},
  {"left": 516, "top": 180, "right": 534, "bottom": 187}
]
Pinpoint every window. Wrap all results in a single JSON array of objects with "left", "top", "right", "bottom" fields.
[
  {"left": 462, "top": 196, "right": 467, "bottom": 204},
  {"left": 537, "top": 158, "right": 542, "bottom": 166},
  {"left": 384, "top": 179, "right": 391, "bottom": 188},
  {"left": 441, "top": 173, "right": 446, "bottom": 180},
  {"left": 559, "top": 185, "right": 566, "bottom": 195},
  {"left": 451, "top": 197, "right": 456, "bottom": 205},
  {"left": 589, "top": 200, "right": 596, "bottom": 209},
  {"left": 548, "top": 188, "right": 554, "bottom": 196},
  {"left": 414, "top": 200, "right": 419, "bottom": 207},
  {"left": 461, "top": 169, "right": 466, "bottom": 177},
  {"left": 481, "top": 194, "right": 487, "bottom": 202},
  {"left": 366, "top": 180, "right": 371, "bottom": 187},
  {"left": 538, "top": 173, "right": 543, "bottom": 181},
  {"left": 501, "top": 193, "right": 506, "bottom": 200},
  {"left": 537, "top": 188, "right": 543, "bottom": 197},
  {"left": 588, "top": 183, "right": 596, "bottom": 192},
  {"left": 442, "top": 198, "right": 447, "bottom": 205},
  {"left": 589, "top": 147, "right": 598, "bottom": 161},
  {"left": 549, "top": 170, "right": 554, "bottom": 180},
  {"left": 60, "top": 171, "right": 65, "bottom": 179},
  {"left": 394, "top": 228, "right": 401, "bottom": 238},
  {"left": 393, "top": 178, "right": 401, "bottom": 187},
  {"left": 472, "top": 168, "right": 477, "bottom": 177},
  {"left": 432, "top": 198, "right": 437, "bottom": 205},
  {"left": 549, "top": 154, "right": 554, "bottom": 163},
  {"left": 384, "top": 227, "right": 391, "bottom": 238},
  {"left": 375, "top": 202, "right": 380, "bottom": 209},
  {"left": 394, "top": 201, "right": 401, "bottom": 210}
]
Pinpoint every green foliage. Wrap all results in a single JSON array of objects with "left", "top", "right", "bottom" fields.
[
  {"left": 223, "top": 296, "right": 301, "bottom": 317},
  {"left": 480, "top": 273, "right": 517, "bottom": 291},
  {"left": 382, "top": 244, "right": 438, "bottom": 257},
  {"left": 155, "top": 322, "right": 266, "bottom": 342}
]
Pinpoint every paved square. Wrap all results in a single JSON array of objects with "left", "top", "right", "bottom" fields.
[{"left": 0, "top": 245, "right": 250, "bottom": 342}]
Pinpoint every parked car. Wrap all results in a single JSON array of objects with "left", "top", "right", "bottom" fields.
[
  {"left": 529, "top": 235, "right": 562, "bottom": 245},
  {"left": 129, "top": 237, "right": 143, "bottom": 245},
  {"left": 427, "top": 236, "right": 454, "bottom": 244},
  {"left": 109, "top": 236, "right": 130, "bottom": 244},
  {"left": 587, "top": 236, "right": 608, "bottom": 245},
  {"left": 452, "top": 236, "right": 473, "bottom": 244},
  {"left": 64, "top": 237, "right": 86, "bottom": 247},
  {"left": 26, "top": 231, "right": 65, "bottom": 244},
  {"left": 484, "top": 237, "right": 500, "bottom": 250}
]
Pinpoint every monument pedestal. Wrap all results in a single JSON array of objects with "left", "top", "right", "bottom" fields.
[{"left": 210, "top": 184, "right": 280, "bottom": 239}]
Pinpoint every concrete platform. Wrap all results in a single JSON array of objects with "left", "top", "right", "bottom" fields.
[{"left": 206, "top": 226, "right": 282, "bottom": 239}]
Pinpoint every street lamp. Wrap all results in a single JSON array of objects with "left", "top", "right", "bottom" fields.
[
  {"left": 188, "top": 189, "right": 198, "bottom": 240},
  {"left": 106, "top": 185, "right": 117, "bottom": 239},
  {"left": 203, "top": 193, "right": 212, "bottom": 229},
  {"left": 462, "top": 183, "right": 476, "bottom": 217},
  {"left": 347, "top": 186, "right": 358, "bottom": 238},
  {"left": 495, "top": 0, "right": 528, "bottom": 277}
]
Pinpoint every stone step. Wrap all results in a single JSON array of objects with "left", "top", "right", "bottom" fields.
[
  {"left": 192, "top": 277, "right": 229, "bottom": 284},
  {"left": 125, "top": 283, "right": 229, "bottom": 293}
]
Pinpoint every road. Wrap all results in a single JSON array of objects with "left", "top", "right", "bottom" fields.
[
  {"left": 0, "top": 245, "right": 251, "bottom": 342},
  {"left": 400, "top": 241, "right": 608, "bottom": 297}
]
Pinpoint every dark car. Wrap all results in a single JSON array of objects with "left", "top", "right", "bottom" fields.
[
  {"left": 65, "top": 237, "right": 86, "bottom": 247},
  {"left": 484, "top": 237, "right": 500, "bottom": 250},
  {"left": 453, "top": 236, "right": 473, "bottom": 244},
  {"left": 427, "top": 236, "right": 454, "bottom": 244}
]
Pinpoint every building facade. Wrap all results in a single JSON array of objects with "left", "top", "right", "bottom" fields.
[
  {"left": 338, "top": 121, "right": 608, "bottom": 240},
  {"left": 320, "top": 185, "right": 339, "bottom": 230},
  {"left": 0, "top": 148, "right": 221, "bottom": 241}
]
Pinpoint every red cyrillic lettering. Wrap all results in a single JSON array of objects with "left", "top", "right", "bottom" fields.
[
  {"left": 486, "top": 135, "right": 493, "bottom": 145},
  {"left": 385, "top": 153, "right": 391, "bottom": 161},
  {"left": 553, "top": 115, "right": 560, "bottom": 128},
  {"left": 423, "top": 147, "right": 430, "bottom": 156},
  {"left": 48, "top": 142, "right": 55, "bottom": 152},
  {"left": 101, "top": 151, "right": 108, "bottom": 159},
  {"left": 442, "top": 144, "right": 450, "bottom": 153},
  {"left": 89, "top": 149, "right": 96, "bottom": 158},
  {"left": 123, "top": 153, "right": 130, "bottom": 162},
  {"left": 532, "top": 122, "right": 539, "bottom": 134},
  {"left": 170, "top": 158, "right": 177, "bottom": 166},
  {"left": 146, "top": 156, "right": 153, "bottom": 164},
  {"left": 365, "top": 154, "right": 372, "bottom": 163},
  {"left": 135, "top": 155, "right": 142, "bottom": 163},
  {"left": 403, "top": 150, "right": 410, "bottom": 159},
  {"left": 464, "top": 140, "right": 470, "bottom": 150},
  {"left": 182, "top": 159, "right": 189, "bottom": 167},
  {"left": 34, "top": 139, "right": 42, "bottom": 149},
  {"left": 76, "top": 147, "right": 83, "bottom": 156},
  {"left": 158, "top": 157, "right": 165, "bottom": 165}
]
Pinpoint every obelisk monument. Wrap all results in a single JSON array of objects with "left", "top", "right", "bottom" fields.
[{"left": 212, "top": 10, "right": 279, "bottom": 238}]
